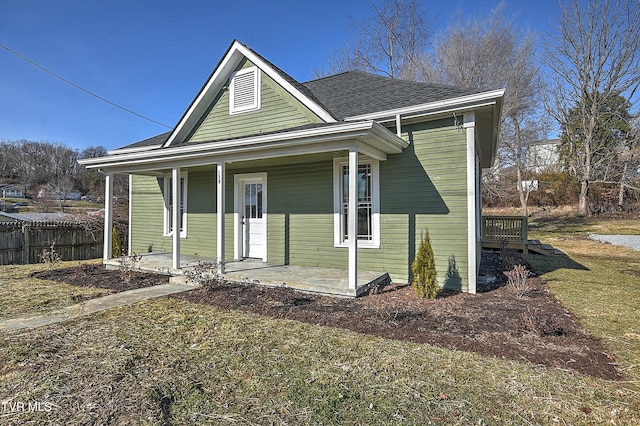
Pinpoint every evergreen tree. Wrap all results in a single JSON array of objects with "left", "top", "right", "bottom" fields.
[{"left": 411, "top": 229, "right": 438, "bottom": 299}]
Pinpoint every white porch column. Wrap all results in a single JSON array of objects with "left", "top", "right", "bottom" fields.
[
  {"left": 348, "top": 146, "right": 358, "bottom": 290},
  {"left": 172, "top": 166, "right": 181, "bottom": 270},
  {"left": 103, "top": 171, "right": 113, "bottom": 261},
  {"left": 216, "top": 161, "right": 225, "bottom": 272}
]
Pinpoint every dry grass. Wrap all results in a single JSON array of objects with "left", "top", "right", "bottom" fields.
[
  {"left": 1, "top": 298, "right": 638, "bottom": 425},
  {"left": 0, "top": 259, "right": 109, "bottom": 321},
  {"left": 1, "top": 218, "right": 639, "bottom": 424}
]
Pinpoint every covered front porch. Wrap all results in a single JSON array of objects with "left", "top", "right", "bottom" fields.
[
  {"left": 105, "top": 252, "right": 390, "bottom": 297},
  {"left": 91, "top": 120, "right": 409, "bottom": 295}
]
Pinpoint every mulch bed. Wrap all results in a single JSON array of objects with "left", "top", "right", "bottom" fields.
[
  {"left": 35, "top": 257, "right": 620, "bottom": 380},
  {"left": 33, "top": 263, "right": 169, "bottom": 292}
]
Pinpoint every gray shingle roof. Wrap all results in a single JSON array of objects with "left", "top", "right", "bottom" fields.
[
  {"left": 115, "top": 132, "right": 171, "bottom": 151},
  {"left": 302, "top": 71, "right": 484, "bottom": 119}
]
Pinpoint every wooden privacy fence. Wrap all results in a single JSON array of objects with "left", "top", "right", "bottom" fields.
[
  {"left": 481, "top": 216, "right": 528, "bottom": 253},
  {"left": 0, "top": 221, "right": 103, "bottom": 265}
]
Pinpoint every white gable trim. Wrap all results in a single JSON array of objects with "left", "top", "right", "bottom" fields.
[{"left": 162, "top": 41, "right": 335, "bottom": 148}]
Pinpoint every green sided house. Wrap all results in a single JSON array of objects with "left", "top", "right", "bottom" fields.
[{"left": 79, "top": 40, "right": 504, "bottom": 296}]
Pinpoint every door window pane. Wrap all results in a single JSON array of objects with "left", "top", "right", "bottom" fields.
[{"left": 244, "top": 183, "right": 263, "bottom": 219}]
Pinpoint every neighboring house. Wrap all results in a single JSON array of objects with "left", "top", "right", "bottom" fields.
[
  {"left": 0, "top": 185, "right": 24, "bottom": 198},
  {"left": 37, "top": 187, "right": 82, "bottom": 201},
  {"left": 525, "top": 138, "right": 561, "bottom": 173},
  {"left": 79, "top": 40, "right": 504, "bottom": 294}
]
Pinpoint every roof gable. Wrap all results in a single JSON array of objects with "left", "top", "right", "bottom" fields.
[
  {"left": 163, "top": 40, "right": 336, "bottom": 148},
  {"left": 185, "top": 58, "right": 326, "bottom": 144}
]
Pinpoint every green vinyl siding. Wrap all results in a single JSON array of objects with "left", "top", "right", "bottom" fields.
[
  {"left": 187, "top": 60, "right": 323, "bottom": 143},
  {"left": 129, "top": 117, "right": 471, "bottom": 291},
  {"left": 380, "top": 118, "right": 470, "bottom": 290},
  {"left": 130, "top": 175, "right": 166, "bottom": 254},
  {"left": 130, "top": 172, "right": 218, "bottom": 258}
]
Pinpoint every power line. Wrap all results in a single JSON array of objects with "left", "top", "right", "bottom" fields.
[{"left": 0, "top": 42, "right": 172, "bottom": 129}]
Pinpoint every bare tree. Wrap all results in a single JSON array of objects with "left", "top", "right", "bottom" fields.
[
  {"left": 427, "top": 5, "right": 548, "bottom": 215},
  {"left": 314, "top": 0, "right": 431, "bottom": 80},
  {"left": 545, "top": 0, "right": 640, "bottom": 215}
]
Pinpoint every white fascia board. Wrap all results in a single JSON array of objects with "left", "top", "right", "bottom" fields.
[
  {"left": 161, "top": 41, "right": 336, "bottom": 149},
  {"left": 80, "top": 121, "right": 406, "bottom": 170},
  {"left": 344, "top": 89, "right": 506, "bottom": 122},
  {"left": 98, "top": 139, "right": 386, "bottom": 174}
]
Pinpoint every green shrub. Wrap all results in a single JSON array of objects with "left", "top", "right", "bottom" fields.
[
  {"left": 411, "top": 229, "right": 438, "bottom": 299},
  {"left": 112, "top": 226, "right": 122, "bottom": 257}
]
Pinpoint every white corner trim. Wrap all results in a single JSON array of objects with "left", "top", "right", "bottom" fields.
[{"left": 464, "top": 111, "right": 477, "bottom": 294}]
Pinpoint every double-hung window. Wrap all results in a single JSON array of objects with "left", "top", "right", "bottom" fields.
[
  {"left": 333, "top": 158, "right": 380, "bottom": 248},
  {"left": 163, "top": 173, "right": 187, "bottom": 238}
]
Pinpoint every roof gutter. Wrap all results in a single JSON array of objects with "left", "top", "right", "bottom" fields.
[{"left": 344, "top": 89, "right": 506, "bottom": 122}]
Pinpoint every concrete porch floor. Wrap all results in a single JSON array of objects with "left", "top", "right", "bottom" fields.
[{"left": 105, "top": 252, "right": 391, "bottom": 297}]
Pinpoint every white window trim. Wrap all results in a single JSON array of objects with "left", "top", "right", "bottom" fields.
[
  {"left": 163, "top": 171, "right": 188, "bottom": 238},
  {"left": 229, "top": 66, "right": 261, "bottom": 114},
  {"left": 333, "top": 157, "right": 380, "bottom": 249}
]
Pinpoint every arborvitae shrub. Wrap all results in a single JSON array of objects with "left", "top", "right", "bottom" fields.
[
  {"left": 411, "top": 229, "right": 438, "bottom": 299},
  {"left": 112, "top": 226, "right": 122, "bottom": 258}
]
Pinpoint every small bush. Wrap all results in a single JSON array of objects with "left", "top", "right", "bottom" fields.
[
  {"left": 504, "top": 264, "right": 531, "bottom": 296},
  {"left": 40, "top": 241, "right": 61, "bottom": 270},
  {"left": 515, "top": 306, "right": 566, "bottom": 336},
  {"left": 411, "top": 229, "right": 438, "bottom": 299},
  {"left": 184, "top": 261, "right": 225, "bottom": 290},
  {"left": 116, "top": 253, "right": 142, "bottom": 284}
]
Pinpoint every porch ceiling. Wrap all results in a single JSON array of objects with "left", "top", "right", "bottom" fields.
[{"left": 79, "top": 121, "right": 408, "bottom": 174}]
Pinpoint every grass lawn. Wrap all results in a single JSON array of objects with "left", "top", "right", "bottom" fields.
[
  {"left": 0, "top": 217, "right": 639, "bottom": 424},
  {"left": 0, "top": 259, "right": 109, "bottom": 321}
]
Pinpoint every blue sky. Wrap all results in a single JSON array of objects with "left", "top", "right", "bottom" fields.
[{"left": 0, "top": 0, "right": 560, "bottom": 151}]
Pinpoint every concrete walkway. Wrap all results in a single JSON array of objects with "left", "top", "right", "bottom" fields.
[{"left": 0, "top": 283, "right": 194, "bottom": 332}]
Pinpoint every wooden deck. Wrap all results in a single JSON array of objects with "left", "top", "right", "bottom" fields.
[{"left": 481, "top": 216, "right": 565, "bottom": 256}]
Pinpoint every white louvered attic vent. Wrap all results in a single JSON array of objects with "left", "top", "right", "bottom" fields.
[{"left": 230, "top": 66, "right": 261, "bottom": 114}]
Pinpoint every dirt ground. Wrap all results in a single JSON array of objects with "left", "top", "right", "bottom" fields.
[{"left": 34, "top": 256, "right": 620, "bottom": 380}]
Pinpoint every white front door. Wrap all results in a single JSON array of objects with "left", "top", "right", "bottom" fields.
[
  {"left": 234, "top": 173, "right": 267, "bottom": 260},
  {"left": 243, "top": 180, "right": 264, "bottom": 258}
]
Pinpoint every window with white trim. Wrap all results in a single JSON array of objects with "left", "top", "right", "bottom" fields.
[
  {"left": 229, "top": 66, "right": 261, "bottom": 114},
  {"left": 333, "top": 158, "right": 380, "bottom": 248},
  {"left": 163, "top": 173, "right": 187, "bottom": 238}
]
